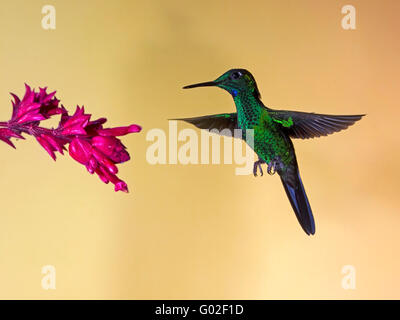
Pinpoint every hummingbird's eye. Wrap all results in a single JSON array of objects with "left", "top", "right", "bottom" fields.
[{"left": 231, "top": 71, "right": 243, "bottom": 80}]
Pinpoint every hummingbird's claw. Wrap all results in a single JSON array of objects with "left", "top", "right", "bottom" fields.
[
  {"left": 254, "top": 158, "right": 283, "bottom": 176},
  {"left": 267, "top": 161, "right": 275, "bottom": 175},
  {"left": 266, "top": 158, "right": 283, "bottom": 175},
  {"left": 253, "top": 159, "right": 265, "bottom": 177}
]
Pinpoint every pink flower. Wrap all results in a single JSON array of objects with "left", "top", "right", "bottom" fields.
[
  {"left": 60, "top": 106, "right": 90, "bottom": 135},
  {"left": 10, "top": 84, "right": 63, "bottom": 124},
  {"left": 97, "top": 124, "right": 142, "bottom": 137},
  {"left": 0, "top": 85, "right": 141, "bottom": 192},
  {"left": 68, "top": 137, "right": 127, "bottom": 192},
  {"left": 36, "top": 134, "right": 65, "bottom": 161},
  {"left": 0, "top": 128, "right": 24, "bottom": 148},
  {"left": 91, "top": 136, "right": 130, "bottom": 163}
]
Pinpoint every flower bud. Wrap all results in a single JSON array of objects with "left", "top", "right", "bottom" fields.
[{"left": 69, "top": 138, "right": 92, "bottom": 165}]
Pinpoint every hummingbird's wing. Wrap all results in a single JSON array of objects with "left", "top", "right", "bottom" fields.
[
  {"left": 269, "top": 110, "right": 365, "bottom": 139},
  {"left": 171, "top": 113, "right": 239, "bottom": 138}
]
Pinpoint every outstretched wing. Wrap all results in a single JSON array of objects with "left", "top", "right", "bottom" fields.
[
  {"left": 269, "top": 109, "right": 365, "bottom": 139},
  {"left": 171, "top": 113, "right": 239, "bottom": 137}
]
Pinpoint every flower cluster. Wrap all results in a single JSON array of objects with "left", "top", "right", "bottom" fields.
[{"left": 0, "top": 84, "right": 141, "bottom": 192}]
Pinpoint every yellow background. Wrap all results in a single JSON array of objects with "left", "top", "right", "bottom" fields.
[{"left": 0, "top": 0, "right": 398, "bottom": 299}]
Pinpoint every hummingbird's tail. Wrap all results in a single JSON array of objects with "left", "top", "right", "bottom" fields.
[{"left": 280, "top": 169, "right": 315, "bottom": 235}]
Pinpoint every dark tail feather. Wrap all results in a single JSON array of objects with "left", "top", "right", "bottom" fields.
[{"left": 280, "top": 171, "right": 315, "bottom": 235}]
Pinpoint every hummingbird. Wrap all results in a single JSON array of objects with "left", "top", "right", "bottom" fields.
[{"left": 176, "top": 69, "right": 364, "bottom": 235}]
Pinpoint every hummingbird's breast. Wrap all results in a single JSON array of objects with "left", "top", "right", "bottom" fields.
[
  {"left": 233, "top": 95, "right": 294, "bottom": 166},
  {"left": 233, "top": 93, "right": 262, "bottom": 130}
]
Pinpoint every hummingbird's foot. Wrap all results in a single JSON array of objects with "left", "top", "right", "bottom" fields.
[
  {"left": 253, "top": 159, "right": 265, "bottom": 177},
  {"left": 267, "top": 158, "right": 282, "bottom": 175}
]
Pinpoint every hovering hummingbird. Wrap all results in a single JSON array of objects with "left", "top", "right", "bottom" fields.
[{"left": 177, "top": 69, "right": 364, "bottom": 235}]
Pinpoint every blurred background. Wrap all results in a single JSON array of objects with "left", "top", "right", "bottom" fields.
[{"left": 0, "top": 0, "right": 398, "bottom": 299}]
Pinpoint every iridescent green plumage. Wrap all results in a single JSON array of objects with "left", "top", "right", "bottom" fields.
[{"left": 178, "top": 69, "right": 364, "bottom": 235}]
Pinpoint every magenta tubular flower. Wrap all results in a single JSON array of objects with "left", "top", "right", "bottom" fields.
[
  {"left": 97, "top": 124, "right": 142, "bottom": 137},
  {"left": 0, "top": 85, "right": 141, "bottom": 192},
  {"left": 0, "top": 128, "right": 24, "bottom": 148},
  {"left": 68, "top": 137, "right": 125, "bottom": 191},
  {"left": 69, "top": 138, "right": 92, "bottom": 165},
  {"left": 91, "top": 136, "right": 130, "bottom": 163},
  {"left": 36, "top": 135, "right": 57, "bottom": 160},
  {"left": 61, "top": 106, "right": 90, "bottom": 135}
]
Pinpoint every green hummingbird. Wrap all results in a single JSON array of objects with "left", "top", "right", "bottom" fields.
[{"left": 177, "top": 69, "right": 364, "bottom": 235}]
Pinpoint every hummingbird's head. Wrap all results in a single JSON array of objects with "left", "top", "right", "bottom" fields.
[{"left": 183, "top": 69, "right": 261, "bottom": 99}]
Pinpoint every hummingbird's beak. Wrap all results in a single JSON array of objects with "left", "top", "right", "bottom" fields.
[{"left": 182, "top": 81, "right": 219, "bottom": 89}]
